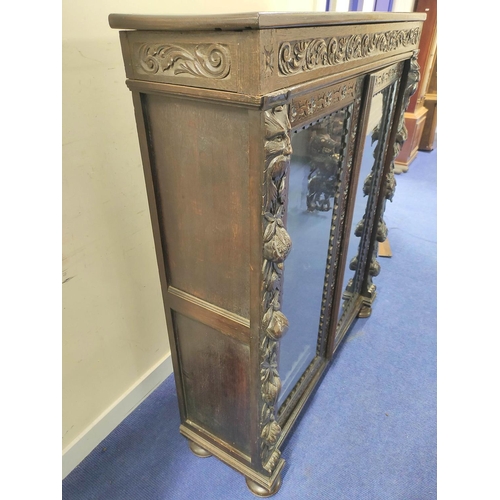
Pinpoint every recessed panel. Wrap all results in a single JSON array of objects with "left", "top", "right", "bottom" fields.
[
  {"left": 174, "top": 312, "right": 251, "bottom": 456},
  {"left": 142, "top": 95, "right": 251, "bottom": 319}
]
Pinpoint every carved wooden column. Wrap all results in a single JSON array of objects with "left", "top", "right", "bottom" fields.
[
  {"left": 361, "top": 51, "right": 421, "bottom": 314},
  {"left": 250, "top": 104, "right": 293, "bottom": 495}
]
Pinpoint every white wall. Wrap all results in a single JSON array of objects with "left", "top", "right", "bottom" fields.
[
  {"left": 62, "top": 0, "right": 172, "bottom": 476},
  {"left": 62, "top": 0, "right": 324, "bottom": 479},
  {"left": 392, "top": 0, "right": 416, "bottom": 11},
  {"left": 328, "top": 0, "right": 350, "bottom": 11},
  {"left": 362, "top": 0, "right": 376, "bottom": 12}
]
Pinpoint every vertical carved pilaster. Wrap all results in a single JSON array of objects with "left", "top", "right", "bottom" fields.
[
  {"left": 343, "top": 79, "right": 399, "bottom": 310},
  {"left": 260, "top": 105, "right": 292, "bottom": 473},
  {"left": 365, "top": 50, "right": 421, "bottom": 293}
]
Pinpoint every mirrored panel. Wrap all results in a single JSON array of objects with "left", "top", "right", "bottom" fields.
[
  {"left": 278, "top": 107, "right": 352, "bottom": 407},
  {"left": 338, "top": 81, "right": 399, "bottom": 325}
]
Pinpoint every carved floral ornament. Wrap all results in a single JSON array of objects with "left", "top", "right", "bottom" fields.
[
  {"left": 278, "top": 28, "right": 420, "bottom": 75},
  {"left": 138, "top": 43, "right": 231, "bottom": 79},
  {"left": 264, "top": 46, "right": 275, "bottom": 75}
]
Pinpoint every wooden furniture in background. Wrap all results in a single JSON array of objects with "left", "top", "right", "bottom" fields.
[
  {"left": 419, "top": 47, "right": 437, "bottom": 151},
  {"left": 110, "top": 11, "right": 425, "bottom": 496},
  {"left": 395, "top": 0, "right": 436, "bottom": 173}
]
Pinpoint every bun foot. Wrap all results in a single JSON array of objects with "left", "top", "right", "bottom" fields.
[
  {"left": 358, "top": 305, "right": 372, "bottom": 318},
  {"left": 245, "top": 474, "right": 282, "bottom": 497},
  {"left": 188, "top": 440, "right": 212, "bottom": 458}
]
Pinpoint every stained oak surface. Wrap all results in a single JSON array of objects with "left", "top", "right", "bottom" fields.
[
  {"left": 143, "top": 94, "right": 251, "bottom": 319},
  {"left": 174, "top": 312, "right": 251, "bottom": 456},
  {"left": 109, "top": 11, "right": 426, "bottom": 31}
]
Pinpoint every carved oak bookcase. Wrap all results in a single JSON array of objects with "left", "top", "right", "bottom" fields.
[{"left": 109, "top": 11, "right": 425, "bottom": 497}]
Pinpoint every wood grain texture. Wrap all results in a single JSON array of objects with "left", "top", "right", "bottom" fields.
[
  {"left": 167, "top": 286, "right": 250, "bottom": 344},
  {"left": 394, "top": 106, "right": 427, "bottom": 170},
  {"left": 418, "top": 48, "right": 436, "bottom": 151},
  {"left": 129, "top": 90, "right": 188, "bottom": 422},
  {"left": 419, "top": 96, "right": 436, "bottom": 151},
  {"left": 406, "top": 0, "right": 436, "bottom": 114},
  {"left": 142, "top": 94, "right": 251, "bottom": 319},
  {"left": 109, "top": 11, "right": 426, "bottom": 31},
  {"left": 126, "top": 79, "right": 262, "bottom": 108},
  {"left": 174, "top": 312, "right": 251, "bottom": 456}
]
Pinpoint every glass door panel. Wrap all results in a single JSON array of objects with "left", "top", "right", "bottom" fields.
[{"left": 278, "top": 106, "right": 352, "bottom": 407}]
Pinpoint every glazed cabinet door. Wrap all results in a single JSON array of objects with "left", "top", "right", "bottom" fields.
[
  {"left": 260, "top": 77, "right": 366, "bottom": 442},
  {"left": 334, "top": 54, "right": 421, "bottom": 352},
  {"left": 336, "top": 62, "right": 405, "bottom": 346},
  {"left": 270, "top": 59, "right": 415, "bottom": 438}
]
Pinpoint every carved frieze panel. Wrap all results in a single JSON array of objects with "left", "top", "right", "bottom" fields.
[
  {"left": 373, "top": 61, "right": 404, "bottom": 94},
  {"left": 122, "top": 31, "right": 240, "bottom": 92},
  {"left": 138, "top": 43, "right": 231, "bottom": 79},
  {"left": 278, "top": 28, "right": 420, "bottom": 76},
  {"left": 289, "top": 77, "right": 363, "bottom": 128}
]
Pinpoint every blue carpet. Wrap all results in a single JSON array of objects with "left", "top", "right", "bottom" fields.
[{"left": 63, "top": 143, "right": 436, "bottom": 499}]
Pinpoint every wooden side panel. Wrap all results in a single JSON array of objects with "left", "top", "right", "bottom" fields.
[
  {"left": 173, "top": 312, "right": 251, "bottom": 456},
  {"left": 419, "top": 96, "right": 436, "bottom": 151},
  {"left": 394, "top": 106, "right": 427, "bottom": 170},
  {"left": 141, "top": 95, "right": 251, "bottom": 318}
]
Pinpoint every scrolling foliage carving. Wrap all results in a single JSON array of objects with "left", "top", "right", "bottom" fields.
[
  {"left": 279, "top": 28, "right": 420, "bottom": 76},
  {"left": 260, "top": 105, "right": 292, "bottom": 473},
  {"left": 138, "top": 43, "right": 231, "bottom": 79}
]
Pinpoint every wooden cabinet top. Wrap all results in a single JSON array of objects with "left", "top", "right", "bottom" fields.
[
  {"left": 110, "top": 12, "right": 426, "bottom": 98},
  {"left": 109, "top": 11, "right": 426, "bottom": 31}
]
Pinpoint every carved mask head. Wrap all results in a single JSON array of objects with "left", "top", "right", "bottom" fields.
[{"left": 265, "top": 105, "right": 292, "bottom": 178}]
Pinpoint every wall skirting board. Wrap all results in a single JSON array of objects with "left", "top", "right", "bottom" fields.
[{"left": 62, "top": 353, "right": 173, "bottom": 479}]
